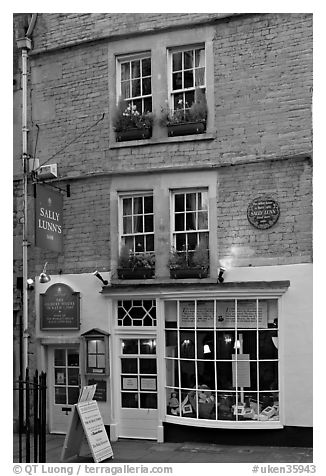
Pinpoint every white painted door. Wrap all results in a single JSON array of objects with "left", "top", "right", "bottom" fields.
[
  {"left": 118, "top": 337, "right": 158, "bottom": 439},
  {"left": 48, "top": 346, "right": 80, "bottom": 433}
]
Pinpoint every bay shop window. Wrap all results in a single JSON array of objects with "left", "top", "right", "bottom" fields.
[{"left": 164, "top": 299, "right": 279, "bottom": 423}]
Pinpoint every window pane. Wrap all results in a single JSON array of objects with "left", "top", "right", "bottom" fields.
[
  {"left": 184, "top": 70, "right": 194, "bottom": 89},
  {"left": 140, "top": 393, "right": 157, "bottom": 409},
  {"left": 135, "top": 235, "right": 144, "bottom": 252},
  {"left": 180, "top": 332, "right": 195, "bottom": 358},
  {"left": 132, "top": 79, "right": 141, "bottom": 97},
  {"left": 198, "top": 192, "right": 208, "bottom": 210},
  {"left": 139, "top": 358, "right": 157, "bottom": 374},
  {"left": 143, "top": 97, "right": 152, "bottom": 113},
  {"left": 68, "top": 387, "right": 79, "bottom": 405},
  {"left": 195, "top": 48, "right": 205, "bottom": 67},
  {"left": 133, "top": 215, "right": 143, "bottom": 233},
  {"left": 186, "top": 193, "right": 196, "bottom": 211},
  {"left": 180, "top": 360, "right": 196, "bottom": 388},
  {"left": 55, "top": 369, "right": 66, "bottom": 385},
  {"left": 140, "top": 339, "right": 156, "bottom": 354},
  {"left": 184, "top": 50, "right": 193, "bottom": 69},
  {"left": 122, "top": 393, "right": 138, "bottom": 408},
  {"left": 68, "top": 368, "right": 79, "bottom": 386},
  {"left": 197, "top": 331, "right": 214, "bottom": 358},
  {"left": 195, "top": 68, "right": 205, "bottom": 87},
  {"left": 216, "top": 362, "right": 233, "bottom": 390},
  {"left": 55, "top": 387, "right": 66, "bottom": 405},
  {"left": 122, "top": 339, "right": 138, "bottom": 354},
  {"left": 97, "top": 340, "right": 105, "bottom": 354},
  {"left": 121, "top": 62, "right": 130, "bottom": 80},
  {"left": 67, "top": 350, "right": 79, "bottom": 367},
  {"left": 198, "top": 211, "right": 208, "bottom": 229},
  {"left": 142, "top": 57, "right": 151, "bottom": 76},
  {"left": 185, "top": 90, "right": 195, "bottom": 107},
  {"left": 121, "top": 81, "right": 130, "bottom": 99},
  {"left": 218, "top": 393, "right": 236, "bottom": 420},
  {"left": 172, "top": 52, "right": 182, "bottom": 71},
  {"left": 97, "top": 355, "right": 106, "bottom": 369},
  {"left": 241, "top": 331, "right": 257, "bottom": 359},
  {"left": 144, "top": 215, "right": 153, "bottom": 232},
  {"left": 259, "top": 331, "right": 278, "bottom": 359},
  {"left": 88, "top": 340, "right": 97, "bottom": 354},
  {"left": 121, "top": 358, "right": 137, "bottom": 373},
  {"left": 259, "top": 362, "right": 278, "bottom": 391},
  {"left": 175, "top": 234, "right": 186, "bottom": 251},
  {"left": 123, "top": 217, "right": 132, "bottom": 234},
  {"left": 144, "top": 196, "right": 153, "bottom": 213},
  {"left": 173, "top": 72, "right": 182, "bottom": 91},
  {"left": 175, "top": 213, "right": 184, "bottom": 231},
  {"left": 133, "top": 197, "right": 143, "bottom": 214},
  {"left": 131, "top": 60, "right": 140, "bottom": 78},
  {"left": 54, "top": 349, "right": 65, "bottom": 366},
  {"left": 186, "top": 213, "right": 196, "bottom": 230},
  {"left": 133, "top": 98, "right": 142, "bottom": 113},
  {"left": 145, "top": 234, "right": 154, "bottom": 252},
  {"left": 175, "top": 194, "right": 185, "bottom": 212},
  {"left": 197, "top": 361, "right": 215, "bottom": 389},
  {"left": 216, "top": 332, "right": 235, "bottom": 359},
  {"left": 142, "top": 77, "right": 151, "bottom": 95},
  {"left": 187, "top": 233, "right": 197, "bottom": 251},
  {"left": 88, "top": 355, "right": 96, "bottom": 368}
]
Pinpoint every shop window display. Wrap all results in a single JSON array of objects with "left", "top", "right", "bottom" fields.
[{"left": 164, "top": 299, "right": 279, "bottom": 422}]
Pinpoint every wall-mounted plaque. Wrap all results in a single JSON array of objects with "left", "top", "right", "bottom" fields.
[
  {"left": 247, "top": 196, "right": 280, "bottom": 229},
  {"left": 40, "top": 283, "right": 80, "bottom": 330}
]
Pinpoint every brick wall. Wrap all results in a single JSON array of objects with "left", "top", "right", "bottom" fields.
[
  {"left": 216, "top": 157, "right": 312, "bottom": 267},
  {"left": 13, "top": 13, "right": 313, "bottom": 276}
]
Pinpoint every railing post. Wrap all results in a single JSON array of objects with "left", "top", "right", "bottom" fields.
[
  {"left": 39, "top": 372, "right": 47, "bottom": 463},
  {"left": 18, "top": 374, "right": 24, "bottom": 463},
  {"left": 25, "top": 368, "right": 30, "bottom": 463},
  {"left": 33, "top": 370, "right": 38, "bottom": 462}
]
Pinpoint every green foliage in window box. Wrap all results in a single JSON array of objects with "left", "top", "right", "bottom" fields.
[
  {"left": 169, "top": 242, "right": 209, "bottom": 278},
  {"left": 118, "top": 244, "right": 155, "bottom": 279},
  {"left": 160, "top": 88, "right": 207, "bottom": 127},
  {"left": 113, "top": 98, "right": 154, "bottom": 132}
]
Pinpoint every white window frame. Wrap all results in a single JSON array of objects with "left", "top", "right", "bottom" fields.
[
  {"left": 118, "top": 191, "right": 154, "bottom": 254},
  {"left": 116, "top": 51, "right": 152, "bottom": 114},
  {"left": 167, "top": 44, "right": 206, "bottom": 113},
  {"left": 170, "top": 188, "right": 209, "bottom": 257}
]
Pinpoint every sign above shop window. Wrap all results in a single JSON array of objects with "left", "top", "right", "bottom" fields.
[
  {"left": 247, "top": 196, "right": 280, "bottom": 230},
  {"left": 40, "top": 283, "right": 80, "bottom": 330},
  {"left": 35, "top": 184, "right": 64, "bottom": 252}
]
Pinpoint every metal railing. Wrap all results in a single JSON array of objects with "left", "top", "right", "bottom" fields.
[{"left": 14, "top": 368, "right": 47, "bottom": 462}]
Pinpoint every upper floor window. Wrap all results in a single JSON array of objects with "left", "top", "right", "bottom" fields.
[
  {"left": 169, "top": 45, "right": 206, "bottom": 113},
  {"left": 171, "top": 189, "right": 209, "bottom": 261},
  {"left": 120, "top": 193, "right": 154, "bottom": 253},
  {"left": 117, "top": 53, "right": 152, "bottom": 114}
]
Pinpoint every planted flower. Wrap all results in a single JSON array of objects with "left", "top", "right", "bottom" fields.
[
  {"left": 117, "top": 245, "right": 155, "bottom": 279},
  {"left": 169, "top": 242, "right": 209, "bottom": 279},
  {"left": 113, "top": 98, "right": 154, "bottom": 141},
  {"left": 160, "top": 89, "right": 207, "bottom": 137}
]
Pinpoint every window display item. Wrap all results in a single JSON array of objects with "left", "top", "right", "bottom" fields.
[
  {"left": 188, "top": 385, "right": 215, "bottom": 418},
  {"left": 168, "top": 392, "right": 179, "bottom": 411}
]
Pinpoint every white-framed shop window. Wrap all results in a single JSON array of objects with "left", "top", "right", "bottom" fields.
[
  {"left": 164, "top": 298, "right": 280, "bottom": 424},
  {"left": 167, "top": 44, "right": 206, "bottom": 113},
  {"left": 119, "top": 192, "right": 154, "bottom": 253},
  {"left": 116, "top": 52, "right": 152, "bottom": 114},
  {"left": 170, "top": 188, "right": 209, "bottom": 262}
]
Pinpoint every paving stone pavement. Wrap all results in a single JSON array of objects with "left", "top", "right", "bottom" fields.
[{"left": 13, "top": 433, "right": 313, "bottom": 464}]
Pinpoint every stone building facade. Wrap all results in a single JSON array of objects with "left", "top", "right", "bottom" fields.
[{"left": 13, "top": 13, "right": 312, "bottom": 445}]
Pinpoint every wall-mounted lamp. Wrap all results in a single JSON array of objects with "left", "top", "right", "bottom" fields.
[
  {"left": 217, "top": 267, "right": 226, "bottom": 283},
  {"left": 93, "top": 270, "right": 108, "bottom": 286},
  {"left": 27, "top": 278, "right": 34, "bottom": 291},
  {"left": 39, "top": 262, "right": 51, "bottom": 283}
]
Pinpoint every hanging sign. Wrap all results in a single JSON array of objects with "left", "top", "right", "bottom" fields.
[
  {"left": 40, "top": 283, "right": 80, "bottom": 330},
  {"left": 61, "top": 387, "right": 113, "bottom": 463},
  {"left": 247, "top": 196, "right": 280, "bottom": 230},
  {"left": 232, "top": 354, "right": 251, "bottom": 388},
  {"left": 35, "top": 184, "right": 63, "bottom": 252}
]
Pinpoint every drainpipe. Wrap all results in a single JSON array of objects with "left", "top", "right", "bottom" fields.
[{"left": 16, "top": 13, "right": 38, "bottom": 374}]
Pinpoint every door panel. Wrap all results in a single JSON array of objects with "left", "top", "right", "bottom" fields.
[
  {"left": 48, "top": 346, "right": 80, "bottom": 434},
  {"left": 119, "top": 337, "right": 158, "bottom": 439}
]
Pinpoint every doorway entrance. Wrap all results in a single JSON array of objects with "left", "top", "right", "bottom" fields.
[
  {"left": 48, "top": 346, "right": 80, "bottom": 433},
  {"left": 118, "top": 336, "right": 158, "bottom": 439}
]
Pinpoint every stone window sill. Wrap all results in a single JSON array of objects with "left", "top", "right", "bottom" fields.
[{"left": 109, "top": 131, "right": 216, "bottom": 149}]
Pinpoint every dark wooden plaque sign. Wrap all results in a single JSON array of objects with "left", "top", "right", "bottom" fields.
[
  {"left": 247, "top": 196, "right": 280, "bottom": 230},
  {"left": 40, "top": 283, "right": 80, "bottom": 330}
]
